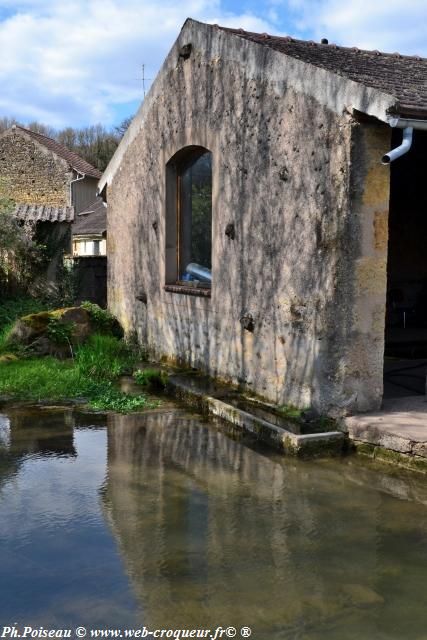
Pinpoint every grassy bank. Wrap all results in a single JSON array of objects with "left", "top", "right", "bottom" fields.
[{"left": 0, "top": 332, "right": 158, "bottom": 413}]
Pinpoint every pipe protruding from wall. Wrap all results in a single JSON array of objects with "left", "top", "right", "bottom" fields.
[{"left": 381, "top": 127, "right": 413, "bottom": 164}]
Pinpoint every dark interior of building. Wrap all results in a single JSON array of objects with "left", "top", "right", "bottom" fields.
[{"left": 384, "top": 128, "right": 427, "bottom": 398}]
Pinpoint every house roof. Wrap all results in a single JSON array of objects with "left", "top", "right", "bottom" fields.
[
  {"left": 15, "top": 126, "right": 102, "bottom": 179},
  {"left": 72, "top": 198, "right": 106, "bottom": 237},
  {"left": 219, "top": 27, "right": 427, "bottom": 118},
  {"left": 98, "top": 19, "right": 427, "bottom": 194},
  {"left": 15, "top": 203, "right": 74, "bottom": 222}
]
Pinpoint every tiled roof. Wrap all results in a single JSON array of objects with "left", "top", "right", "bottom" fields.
[
  {"left": 219, "top": 27, "right": 427, "bottom": 117},
  {"left": 16, "top": 126, "right": 102, "bottom": 179},
  {"left": 72, "top": 198, "right": 106, "bottom": 236},
  {"left": 15, "top": 203, "right": 74, "bottom": 222}
]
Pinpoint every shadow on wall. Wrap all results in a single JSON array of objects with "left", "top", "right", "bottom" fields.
[{"left": 110, "top": 47, "right": 388, "bottom": 413}]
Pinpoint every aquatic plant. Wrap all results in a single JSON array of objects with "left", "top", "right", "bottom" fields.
[{"left": 133, "top": 368, "right": 168, "bottom": 391}]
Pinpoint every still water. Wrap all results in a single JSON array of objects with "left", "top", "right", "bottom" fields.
[{"left": 0, "top": 404, "right": 427, "bottom": 639}]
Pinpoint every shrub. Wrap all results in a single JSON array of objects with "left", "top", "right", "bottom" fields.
[
  {"left": 81, "top": 301, "right": 122, "bottom": 336},
  {"left": 46, "top": 317, "right": 75, "bottom": 346},
  {"left": 76, "top": 334, "right": 134, "bottom": 380},
  {"left": 134, "top": 368, "right": 168, "bottom": 391}
]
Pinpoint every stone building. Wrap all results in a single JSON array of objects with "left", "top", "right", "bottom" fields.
[
  {"left": 0, "top": 125, "right": 103, "bottom": 291},
  {"left": 99, "top": 19, "right": 427, "bottom": 416}
]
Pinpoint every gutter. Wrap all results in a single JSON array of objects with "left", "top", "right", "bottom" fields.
[
  {"left": 382, "top": 117, "right": 427, "bottom": 164},
  {"left": 69, "top": 170, "right": 85, "bottom": 206}
]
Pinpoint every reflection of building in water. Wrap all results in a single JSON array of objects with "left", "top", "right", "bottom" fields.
[
  {"left": 4, "top": 407, "right": 77, "bottom": 458},
  {"left": 0, "top": 407, "right": 77, "bottom": 493},
  {"left": 102, "top": 410, "right": 383, "bottom": 635}
]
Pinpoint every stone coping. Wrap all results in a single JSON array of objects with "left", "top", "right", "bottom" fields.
[
  {"left": 168, "top": 374, "right": 345, "bottom": 457},
  {"left": 343, "top": 396, "right": 427, "bottom": 472}
]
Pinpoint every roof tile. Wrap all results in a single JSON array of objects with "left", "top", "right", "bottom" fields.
[
  {"left": 220, "top": 27, "right": 427, "bottom": 117},
  {"left": 16, "top": 126, "right": 102, "bottom": 179},
  {"left": 15, "top": 203, "right": 75, "bottom": 222}
]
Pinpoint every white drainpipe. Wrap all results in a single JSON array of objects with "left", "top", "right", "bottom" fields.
[
  {"left": 382, "top": 117, "right": 427, "bottom": 164},
  {"left": 69, "top": 170, "right": 85, "bottom": 207}
]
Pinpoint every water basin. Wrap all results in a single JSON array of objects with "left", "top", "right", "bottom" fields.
[{"left": 0, "top": 404, "right": 426, "bottom": 637}]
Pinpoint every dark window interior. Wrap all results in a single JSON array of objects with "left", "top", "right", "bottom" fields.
[
  {"left": 179, "top": 151, "right": 212, "bottom": 275},
  {"left": 165, "top": 146, "right": 212, "bottom": 290},
  {"left": 384, "top": 129, "right": 427, "bottom": 397}
]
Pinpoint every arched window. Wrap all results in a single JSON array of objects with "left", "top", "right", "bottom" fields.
[{"left": 165, "top": 147, "right": 212, "bottom": 290}]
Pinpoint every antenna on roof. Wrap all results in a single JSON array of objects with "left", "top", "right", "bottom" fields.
[{"left": 142, "top": 65, "right": 152, "bottom": 99}]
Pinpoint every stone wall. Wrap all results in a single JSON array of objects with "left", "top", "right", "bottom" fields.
[
  {"left": 107, "top": 22, "right": 391, "bottom": 415},
  {"left": 0, "top": 128, "right": 71, "bottom": 206}
]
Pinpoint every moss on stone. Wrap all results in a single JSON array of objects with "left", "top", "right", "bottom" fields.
[
  {"left": 21, "top": 311, "right": 53, "bottom": 333},
  {"left": 0, "top": 353, "right": 19, "bottom": 364},
  {"left": 355, "top": 441, "right": 427, "bottom": 473}
]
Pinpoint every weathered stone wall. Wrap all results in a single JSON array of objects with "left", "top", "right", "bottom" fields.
[
  {"left": 0, "top": 128, "right": 71, "bottom": 205},
  {"left": 107, "top": 22, "right": 391, "bottom": 415}
]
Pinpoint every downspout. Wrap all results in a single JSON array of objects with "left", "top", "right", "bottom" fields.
[
  {"left": 69, "top": 170, "right": 85, "bottom": 207},
  {"left": 382, "top": 127, "right": 413, "bottom": 164},
  {"left": 381, "top": 117, "right": 427, "bottom": 164}
]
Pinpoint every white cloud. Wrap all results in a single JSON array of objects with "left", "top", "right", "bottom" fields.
[
  {"left": 0, "top": 0, "right": 425, "bottom": 128},
  {"left": 0, "top": 0, "right": 277, "bottom": 127},
  {"left": 286, "top": 0, "right": 427, "bottom": 56}
]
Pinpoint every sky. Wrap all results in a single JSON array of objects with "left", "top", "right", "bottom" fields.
[{"left": 0, "top": 0, "right": 426, "bottom": 129}]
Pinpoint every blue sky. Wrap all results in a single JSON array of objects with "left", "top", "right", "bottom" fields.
[{"left": 0, "top": 0, "right": 426, "bottom": 129}]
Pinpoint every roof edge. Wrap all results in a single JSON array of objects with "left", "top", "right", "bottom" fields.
[{"left": 98, "top": 18, "right": 402, "bottom": 192}]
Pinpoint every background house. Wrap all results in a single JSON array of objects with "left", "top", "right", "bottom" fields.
[
  {"left": 0, "top": 125, "right": 107, "bottom": 302},
  {"left": 99, "top": 19, "right": 427, "bottom": 416}
]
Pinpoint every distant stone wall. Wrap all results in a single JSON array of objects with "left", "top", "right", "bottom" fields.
[
  {"left": 0, "top": 128, "right": 71, "bottom": 206},
  {"left": 107, "top": 22, "right": 391, "bottom": 415}
]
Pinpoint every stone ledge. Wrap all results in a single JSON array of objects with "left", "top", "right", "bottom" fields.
[
  {"left": 343, "top": 396, "right": 427, "bottom": 463},
  {"left": 353, "top": 441, "right": 427, "bottom": 474},
  {"left": 168, "top": 375, "right": 346, "bottom": 457}
]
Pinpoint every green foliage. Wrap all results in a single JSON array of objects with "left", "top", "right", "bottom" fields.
[
  {"left": 0, "top": 297, "right": 47, "bottom": 355},
  {"left": 87, "top": 383, "right": 155, "bottom": 412},
  {"left": 46, "top": 318, "right": 75, "bottom": 346},
  {"left": 0, "top": 297, "right": 46, "bottom": 334},
  {"left": 0, "top": 183, "right": 43, "bottom": 293},
  {"left": 80, "top": 301, "right": 123, "bottom": 338},
  {"left": 277, "top": 403, "right": 304, "bottom": 422},
  {"left": 134, "top": 368, "right": 168, "bottom": 391},
  {"left": 0, "top": 356, "right": 157, "bottom": 413},
  {"left": 0, "top": 357, "right": 80, "bottom": 401},
  {"left": 125, "top": 330, "right": 147, "bottom": 362},
  {"left": 76, "top": 334, "right": 134, "bottom": 380}
]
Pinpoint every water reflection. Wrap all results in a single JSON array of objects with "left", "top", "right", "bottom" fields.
[
  {"left": 104, "top": 410, "right": 427, "bottom": 639},
  {"left": 0, "top": 405, "right": 426, "bottom": 638}
]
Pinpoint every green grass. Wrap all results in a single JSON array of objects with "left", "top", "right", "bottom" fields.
[
  {"left": 76, "top": 334, "right": 135, "bottom": 380},
  {"left": 0, "top": 333, "right": 158, "bottom": 413},
  {"left": 277, "top": 403, "right": 304, "bottom": 422},
  {"left": 133, "top": 368, "right": 168, "bottom": 390}
]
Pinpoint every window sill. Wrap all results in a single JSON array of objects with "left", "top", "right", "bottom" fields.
[{"left": 164, "top": 284, "right": 211, "bottom": 298}]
